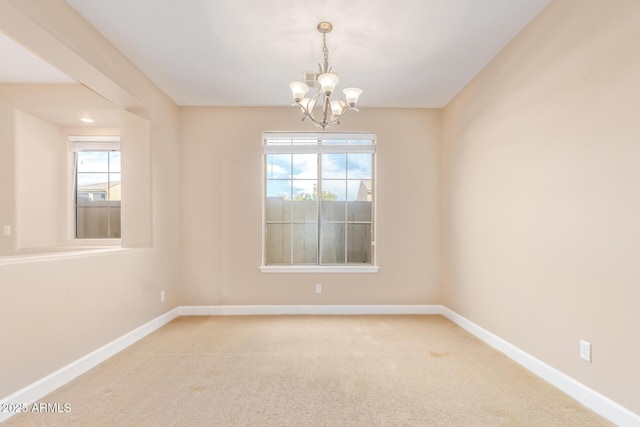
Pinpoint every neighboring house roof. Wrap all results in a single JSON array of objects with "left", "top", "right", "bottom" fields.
[
  {"left": 360, "top": 179, "right": 372, "bottom": 192},
  {"left": 78, "top": 181, "right": 121, "bottom": 191}
]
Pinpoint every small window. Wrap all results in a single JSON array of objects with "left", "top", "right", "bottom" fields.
[
  {"left": 262, "top": 133, "right": 377, "bottom": 272},
  {"left": 69, "top": 136, "right": 121, "bottom": 239}
]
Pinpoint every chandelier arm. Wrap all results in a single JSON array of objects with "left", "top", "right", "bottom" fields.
[
  {"left": 294, "top": 99, "right": 321, "bottom": 125},
  {"left": 292, "top": 101, "right": 359, "bottom": 130},
  {"left": 322, "top": 96, "right": 331, "bottom": 128},
  {"left": 293, "top": 100, "right": 314, "bottom": 122},
  {"left": 335, "top": 106, "right": 358, "bottom": 123},
  {"left": 289, "top": 22, "right": 361, "bottom": 130},
  {"left": 302, "top": 111, "right": 329, "bottom": 130},
  {"left": 323, "top": 106, "right": 358, "bottom": 129}
]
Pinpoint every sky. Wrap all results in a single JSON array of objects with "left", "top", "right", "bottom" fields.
[
  {"left": 266, "top": 153, "right": 372, "bottom": 201},
  {"left": 76, "top": 151, "right": 121, "bottom": 187}
]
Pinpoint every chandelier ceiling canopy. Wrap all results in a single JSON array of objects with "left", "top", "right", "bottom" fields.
[{"left": 289, "top": 22, "right": 362, "bottom": 130}]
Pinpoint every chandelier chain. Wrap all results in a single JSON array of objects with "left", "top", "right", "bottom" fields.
[{"left": 322, "top": 33, "right": 329, "bottom": 73}]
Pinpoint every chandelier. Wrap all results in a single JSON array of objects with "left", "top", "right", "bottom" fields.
[{"left": 289, "top": 22, "right": 363, "bottom": 130}]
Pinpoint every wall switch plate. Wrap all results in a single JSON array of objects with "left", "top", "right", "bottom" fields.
[
  {"left": 580, "top": 340, "right": 592, "bottom": 362},
  {"left": 315, "top": 283, "right": 322, "bottom": 293},
  {"left": 2, "top": 225, "right": 11, "bottom": 236},
  {"left": 160, "top": 291, "right": 165, "bottom": 302}
]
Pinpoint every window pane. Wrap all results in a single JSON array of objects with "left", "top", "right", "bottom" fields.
[
  {"left": 77, "top": 151, "right": 108, "bottom": 172},
  {"left": 266, "top": 197, "right": 291, "bottom": 222},
  {"left": 347, "top": 179, "right": 368, "bottom": 202},
  {"left": 109, "top": 173, "right": 121, "bottom": 201},
  {"left": 322, "top": 153, "right": 346, "bottom": 179},
  {"left": 292, "top": 179, "right": 316, "bottom": 201},
  {"left": 322, "top": 180, "right": 346, "bottom": 201},
  {"left": 76, "top": 203, "right": 120, "bottom": 238},
  {"left": 321, "top": 180, "right": 346, "bottom": 221},
  {"left": 347, "top": 201, "right": 372, "bottom": 222},
  {"left": 110, "top": 151, "right": 121, "bottom": 173},
  {"left": 292, "top": 199, "right": 317, "bottom": 222},
  {"left": 347, "top": 224, "right": 371, "bottom": 263},
  {"left": 109, "top": 204, "right": 121, "bottom": 238},
  {"left": 266, "top": 180, "right": 291, "bottom": 222},
  {"left": 266, "top": 154, "right": 291, "bottom": 179},
  {"left": 321, "top": 223, "right": 345, "bottom": 264},
  {"left": 76, "top": 150, "right": 121, "bottom": 239},
  {"left": 77, "top": 173, "right": 108, "bottom": 204},
  {"left": 293, "top": 224, "right": 317, "bottom": 264},
  {"left": 347, "top": 153, "right": 372, "bottom": 179},
  {"left": 292, "top": 154, "right": 316, "bottom": 178},
  {"left": 77, "top": 172, "right": 108, "bottom": 187},
  {"left": 321, "top": 200, "right": 345, "bottom": 222},
  {"left": 266, "top": 179, "right": 291, "bottom": 199},
  {"left": 266, "top": 224, "right": 291, "bottom": 264}
]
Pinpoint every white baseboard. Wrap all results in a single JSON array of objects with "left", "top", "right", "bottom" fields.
[
  {"left": 0, "top": 307, "right": 180, "bottom": 424},
  {"left": 441, "top": 307, "right": 640, "bottom": 427},
  {"left": 178, "top": 304, "right": 444, "bottom": 316}
]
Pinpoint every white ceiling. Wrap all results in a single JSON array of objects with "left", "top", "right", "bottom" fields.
[{"left": 64, "top": 0, "right": 550, "bottom": 108}]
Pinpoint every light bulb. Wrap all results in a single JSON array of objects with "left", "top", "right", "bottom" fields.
[
  {"left": 330, "top": 100, "right": 345, "bottom": 116},
  {"left": 289, "top": 81, "right": 309, "bottom": 102},
  {"left": 343, "top": 88, "right": 362, "bottom": 107},
  {"left": 318, "top": 73, "right": 339, "bottom": 95}
]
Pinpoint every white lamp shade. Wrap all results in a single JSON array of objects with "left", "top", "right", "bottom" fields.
[
  {"left": 318, "top": 73, "right": 339, "bottom": 95},
  {"left": 330, "top": 100, "right": 345, "bottom": 116},
  {"left": 343, "top": 87, "right": 363, "bottom": 107},
  {"left": 299, "top": 98, "right": 316, "bottom": 112},
  {"left": 289, "top": 81, "right": 309, "bottom": 101}
]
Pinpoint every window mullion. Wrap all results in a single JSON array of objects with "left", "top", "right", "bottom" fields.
[
  {"left": 343, "top": 157, "right": 348, "bottom": 264},
  {"left": 106, "top": 151, "right": 111, "bottom": 238},
  {"left": 74, "top": 153, "right": 79, "bottom": 238},
  {"left": 317, "top": 154, "right": 322, "bottom": 265},
  {"left": 289, "top": 167, "right": 294, "bottom": 265},
  {"left": 371, "top": 153, "right": 376, "bottom": 263},
  {"left": 345, "top": 180, "right": 349, "bottom": 264}
]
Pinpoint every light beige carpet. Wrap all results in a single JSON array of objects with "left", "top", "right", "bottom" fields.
[{"left": 4, "top": 315, "right": 612, "bottom": 426}]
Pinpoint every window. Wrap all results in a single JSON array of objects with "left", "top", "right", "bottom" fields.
[
  {"left": 262, "top": 133, "right": 377, "bottom": 272},
  {"left": 69, "top": 136, "right": 121, "bottom": 239}
]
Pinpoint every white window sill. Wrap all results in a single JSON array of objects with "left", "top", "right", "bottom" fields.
[
  {"left": 259, "top": 265, "right": 379, "bottom": 273},
  {"left": 66, "top": 238, "right": 121, "bottom": 247}
]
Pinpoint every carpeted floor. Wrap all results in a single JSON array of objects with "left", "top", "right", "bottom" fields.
[{"left": 3, "top": 315, "right": 612, "bottom": 426}]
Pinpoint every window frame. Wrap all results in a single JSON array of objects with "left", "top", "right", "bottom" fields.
[
  {"left": 67, "top": 136, "right": 122, "bottom": 245},
  {"left": 260, "top": 132, "right": 378, "bottom": 273}
]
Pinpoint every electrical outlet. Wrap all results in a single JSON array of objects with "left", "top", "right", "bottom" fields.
[
  {"left": 2, "top": 225, "right": 11, "bottom": 236},
  {"left": 580, "top": 340, "right": 592, "bottom": 362},
  {"left": 315, "top": 283, "right": 322, "bottom": 293},
  {"left": 160, "top": 291, "right": 165, "bottom": 302}
]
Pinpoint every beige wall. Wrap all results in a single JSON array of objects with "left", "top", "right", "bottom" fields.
[
  {"left": 441, "top": 0, "right": 640, "bottom": 413},
  {"left": 180, "top": 107, "right": 441, "bottom": 305},
  {"left": 0, "top": 101, "right": 14, "bottom": 255},
  {"left": 0, "top": 0, "right": 181, "bottom": 398},
  {"left": 14, "top": 110, "right": 62, "bottom": 249}
]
